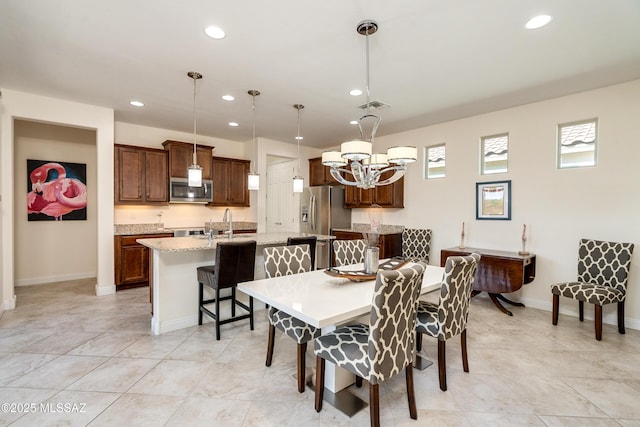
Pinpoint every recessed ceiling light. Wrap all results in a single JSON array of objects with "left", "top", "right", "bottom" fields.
[
  {"left": 130, "top": 100, "right": 144, "bottom": 107},
  {"left": 350, "top": 120, "right": 358, "bottom": 125},
  {"left": 222, "top": 95, "right": 235, "bottom": 101},
  {"left": 228, "top": 122, "right": 239, "bottom": 127},
  {"left": 349, "top": 89, "right": 363, "bottom": 96},
  {"left": 525, "top": 14, "right": 552, "bottom": 30},
  {"left": 204, "top": 26, "right": 226, "bottom": 39},
  {"left": 295, "top": 136, "right": 304, "bottom": 140}
]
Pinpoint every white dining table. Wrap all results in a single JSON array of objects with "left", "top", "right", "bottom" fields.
[{"left": 238, "top": 262, "right": 445, "bottom": 395}]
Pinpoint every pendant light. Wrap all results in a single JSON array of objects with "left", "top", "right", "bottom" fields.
[
  {"left": 292, "top": 104, "right": 304, "bottom": 193},
  {"left": 247, "top": 89, "right": 260, "bottom": 191},
  {"left": 321, "top": 20, "right": 417, "bottom": 189},
  {"left": 187, "top": 71, "right": 203, "bottom": 187}
]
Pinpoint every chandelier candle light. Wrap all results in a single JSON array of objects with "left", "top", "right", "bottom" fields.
[
  {"left": 321, "top": 19, "right": 417, "bottom": 188},
  {"left": 187, "top": 71, "right": 203, "bottom": 187},
  {"left": 247, "top": 90, "right": 261, "bottom": 191},
  {"left": 292, "top": 104, "right": 304, "bottom": 193}
]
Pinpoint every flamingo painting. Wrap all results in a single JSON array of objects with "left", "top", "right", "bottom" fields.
[{"left": 27, "top": 159, "right": 87, "bottom": 221}]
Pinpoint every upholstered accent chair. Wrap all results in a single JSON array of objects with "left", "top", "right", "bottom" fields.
[
  {"left": 263, "top": 244, "right": 321, "bottom": 392},
  {"left": 287, "top": 235, "right": 318, "bottom": 270},
  {"left": 402, "top": 228, "right": 432, "bottom": 263},
  {"left": 551, "top": 239, "right": 634, "bottom": 341},
  {"left": 314, "top": 263, "right": 426, "bottom": 426},
  {"left": 197, "top": 240, "right": 257, "bottom": 340},
  {"left": 416, "top": 253, "right": 480, "bottom": 391},
  {"left": 332, "top": 239, "right": 367, "bottom": 267}
]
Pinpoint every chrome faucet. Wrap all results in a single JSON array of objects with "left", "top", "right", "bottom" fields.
[{"left": 222, "top": 208, "right": 233, "bottom": 239}]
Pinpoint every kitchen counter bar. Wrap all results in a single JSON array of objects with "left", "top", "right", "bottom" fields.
[{"left": 137, "top": 232, "right": 334, "bottom": 335}]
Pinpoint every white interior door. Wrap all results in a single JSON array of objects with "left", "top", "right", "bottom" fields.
[{"left": 266, "top": 160, "right": 299, "bottom": 233}]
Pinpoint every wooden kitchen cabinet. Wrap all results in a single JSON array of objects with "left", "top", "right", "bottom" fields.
[
  {"left": 114, "top": 233, "right": 173, "bottom": 290},
  {"left": 114, "top": 144, "right": 169, "bottom": 205},
  {"left": 331, "top": 230, "right": 402, "bottom": 258},
  {"left": 309, "top": 157, "right": 342, "bottom": 186},
  {"left": 210, "top": 156, "right": 250, "bottom": 207},
  {"left": 162, "top": 140, "right": 214, "bottom": 180},
  {"left": 343, "top": 169, "right": 404, "bottom": 208}
]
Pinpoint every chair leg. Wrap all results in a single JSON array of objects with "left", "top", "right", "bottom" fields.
[
  {"left": 595, "top": 304, "right": 603, "bottom": 341},
  {"left": 355, "top": 376, "right": 363, "bottom": 388},
  {"left": 461, "top": 329, "right": 469, "bottom": 373},
  {"left": 437, "top": 339, "right": 447, "bottom": 391},
  {"left": 315, "top": 357, "right": 325, "bottom": 412},
  {"left": 405, "top": 365, "right": 418, "bottom": 420},
  {"left": 249, "top": 296, "right": 254, "bottom": 331},
  {"left": 416, "top": 331, "right": 422, "bottom": 352},
  {"left": 618, "top": 301, "right": 625, "bottom": 334},
  {"left": 552, "top": 294, "right": 559, "bottom": 325},
  {"left": 369, "top": 383, "right": 380, "bottom": 427},
  {"left": 265, "top": 324, "right": 275, "bottom": 367},
  {"left": 297, "top": 342, "right": 307, "bottom": 393},
  {"left": 231, "top": 287, "right": 236, "bottom": 317},
  {"left": 198, "top": 283, "right": 204, "bottom": 325},
  {"left": 579, "top": 301, "right": 584, "bottom": 321},
  {"left": 215, "top": 288, "right": 221, "bottom": 341}
]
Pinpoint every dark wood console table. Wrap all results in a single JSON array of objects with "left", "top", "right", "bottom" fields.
[{"left": 440, "top": 247, "right": 536, "bottom": 316}]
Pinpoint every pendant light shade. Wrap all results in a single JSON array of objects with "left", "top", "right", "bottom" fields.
[
  {"left": 187, "top": 71, "right": 203, "bottom": 187},
  {"left": 292, "top": 104, "right": 304, "bottom": 193},
  {"left": 248, "top": 90, "right": 260, "bottom": 191}
]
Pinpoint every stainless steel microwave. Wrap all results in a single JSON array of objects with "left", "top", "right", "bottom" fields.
[{"left": 169, "top": 178, "right": 213, "bottom": 203}]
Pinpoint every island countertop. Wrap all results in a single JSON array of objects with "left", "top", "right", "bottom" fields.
[{"left": 137, "top": 232, "right": 334, "bottom": 253}]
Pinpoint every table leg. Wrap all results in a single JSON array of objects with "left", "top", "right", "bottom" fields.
[
  {"left": 488, "top": 293, "right": 514, "bottom": 316},
  {"left": 496, "top": 293, "right": 525, "bottom": 307}
]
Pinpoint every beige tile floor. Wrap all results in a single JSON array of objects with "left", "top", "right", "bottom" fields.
[{"left": 1, "top": 278, "right": 640, "bottom": 426}]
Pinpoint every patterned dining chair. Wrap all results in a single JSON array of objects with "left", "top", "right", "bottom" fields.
[
  {"left": 263, "top": 244, "right": 321, "bottom": 392},
  {"left": 332, "top": 239, "right": 367, "bottom": 267},
  {"left": 416, "top": 253, "right": 480, "bottom": 391},
  {"left": 314, "top": 262, "right": 426, "bottom": 426},
  {"left": 402, "top": 228, "right": 432, "bottom": 263},
  {"left": 551, "top": 239, "right": 634, "bottom": 340},
  {"left": 197, "top": 240, "right": 257, "bottom": 340}
]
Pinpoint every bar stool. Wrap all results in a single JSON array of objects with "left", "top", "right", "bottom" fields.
[{"left": 197, "top": 240, "right": 257, "bottom": 340}]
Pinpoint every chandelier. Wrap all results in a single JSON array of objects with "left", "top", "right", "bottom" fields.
[{"left": 322, "top": 20, "right": 416, "bottom": 189}]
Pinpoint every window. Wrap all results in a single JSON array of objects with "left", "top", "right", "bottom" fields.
[
  {"left": 481, "top": 133, "right": 508, "bottom": 175},
  {"left": 557, "top": 119, "right": 597, "bottom": 168},
  {"left": 424, "top": 144, "right": 445, "bottom": 179}
]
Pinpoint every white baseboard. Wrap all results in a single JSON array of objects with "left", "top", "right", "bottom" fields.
[
  {"left": 152, "top": 314, "right": 198, "bottom": 335},
  {"left": 521, "top": 296, "right": 640, "bottom": 331},
  {"left": 95, "top": 283, "right": 116, "bottom": 296},
  {"left": 15, "top": 271, "right": 96, "bottom": 287},
  {"left": 2, "top": 294, "right": 16, "bottom": 310}
]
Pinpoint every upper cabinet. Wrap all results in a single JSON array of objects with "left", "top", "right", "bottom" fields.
[
  {"left": 162, "top": 140, "right": 213, "bottom": 180},
  {"left": 114, "top": 144, "right": 169, "bottom": 205},
  {"left": 210, "top": 156, "right": 250, "bottom": 207},
  {"left": 309, "top": 157, "right": 342, "bottom": 186},
  {"left": 344, "top": 169, "right": 404, "bottom": 208}
]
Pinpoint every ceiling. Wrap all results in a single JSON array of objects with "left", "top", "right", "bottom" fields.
[{"left": 2, "top": 0, "right": 640, "bottom": 149}]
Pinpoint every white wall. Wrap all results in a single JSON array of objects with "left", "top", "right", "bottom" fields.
[
  {"left": 1, "top": 89, "right": 115, "bottom": 309},
  {"left": 14, "top": 120, "right": 97, "bottom": 285},
  {"left": 352, "top": 79, "right": 640, "bottom": 328}
]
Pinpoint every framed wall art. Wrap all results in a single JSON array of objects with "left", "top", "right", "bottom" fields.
[
  {"left": 27, "top": 159, "right": 87, "bottom": 221},
  {"left": 476, "top": 180, "right": 511, "bottom": 220}
]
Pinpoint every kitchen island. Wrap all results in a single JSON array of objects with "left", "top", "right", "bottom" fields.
[{"left": 137, "top": 232, "right": 334, "bottom": 335}]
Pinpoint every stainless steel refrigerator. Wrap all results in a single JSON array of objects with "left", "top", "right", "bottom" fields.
[{"left": 300, "top": 186, "right": 352, "bottom": 269}]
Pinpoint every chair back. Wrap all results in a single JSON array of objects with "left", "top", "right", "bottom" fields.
[
  {"left": 263, "top": 244, "right": 312, "bottom": 278},
  {"left": 332, "top": 239, "right": 367, "bottom": 267},
  {"left": 402, "top": 228, "right": 432, "bottom": 263},
  {"left": 577, "top": 239, "right": 634, "bottom": 294},
  {"left": 436, "top": 253, "right": 480, "bottom": 340},
  {"left": 368, "top": 262, "right": 426, "bottom": 384},
  {"left": 214, "top": 241, "right": 257, "bottom": 288},
  {"left": 287, "top": 236, "right": 317, "bottom": 270}
]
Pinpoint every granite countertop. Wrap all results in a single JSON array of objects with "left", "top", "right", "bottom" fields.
[
  {"left": 137, "top": 232, "right": 335, "bottom": 253},
  {"left": 333, "top": 223, "right": 404, "bottom": 235},
  {"left": 114, "top": 222, "right": 258, "bottom": 236}
]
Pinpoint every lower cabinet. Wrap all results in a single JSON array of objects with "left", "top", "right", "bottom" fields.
[
  {"left": 114, "top": 233, "right": 173, "bottom": 291},
  {"left": 331, "top": 230, "right": 402, "bottom": 258}
]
